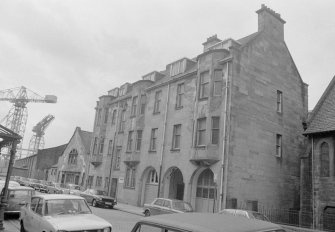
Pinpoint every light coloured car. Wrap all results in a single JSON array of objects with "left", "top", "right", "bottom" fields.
[
  {"left": 65, "top": 183, "right": 82, "bottom": 195},
  {"left": 20, "top": 194, "right": 112, "bottom": 232},
  {"left": 219, "top": 209, "right": 270, "bottom": 221},
  {"left": 131, "top": 213, "right": 285, "bottom": 232},
  {"left": 143, "top": 198, "right": 193, "bottom": 216},
  {"left": 0, "top": 185, "right": 35, "bottom": 215}
]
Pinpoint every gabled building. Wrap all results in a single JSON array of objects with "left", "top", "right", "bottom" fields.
[
  {"left": 302, "top": 76, "right": 335, "bottom": 231},
  {"left": 89, "top": 5, "right": 307, "bottom": 212},
  {"left": 56, "top": 127, "right": 92, "bottom": 186}
]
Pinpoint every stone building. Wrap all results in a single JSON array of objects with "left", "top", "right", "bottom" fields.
[
  {"left": 56, "top": 127, "right": 92, "bottom": 187},
  {"left": 88, "top": 5, "right": 307, "bottom": 212},
  {"left": 302, "top": 76, "right": 335, "bottom": 231},
  {"left": 13, "top": 144, "right": 66, "bottom": 179}
]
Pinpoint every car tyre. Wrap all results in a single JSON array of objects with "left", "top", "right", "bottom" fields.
[
  {"left": 20, "top": 221, "right": 26, "bottom": 232},
  {"left": 144, "top": 210, "right": 150, "bottom": 217},
  {"left": 92, "top": 199, "right": 97, "bottom": 207}
]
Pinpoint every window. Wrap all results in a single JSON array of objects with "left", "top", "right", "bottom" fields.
[
  {"left": 213, "top": 70, "right": 223, "bottom": 96},
  {"left": 135, "top": 130, "right": 142, "bottom": 151},
  {"left": 104, "top": 108, "right": 109, "bottom": 124},
  {"left": 96, "top": 108, "right": 102, "bottom": 125},
  {"left": 104, "top": 177, "right": 109, "bottom": 189},
  {"left": 175, "top": 83, "right": 184, "bottom": 109},
  {"left": 277, "top": 90, "right": 283, "bottom": 113},
  {"left": 153, "top": 91, "right": 162, "bottom": 114},
  {"left": 320, "top": 142, "right": 330, "bottom": 177},
  {"left": 150, "top": 128, "right": 158, "bottom": 151},
  {"left": 199, "top": 71, "right": 209, "bottom": 99},
  {"left": 211, "top": 117, "right": 220, "bottom": 144},
  {"left": 196, "top": 118, "right": 206, "bottom": 146},
  {"left": 99, "top": 138, "right": 104, "bottom": 154},
  {"left": 196, "top": 169, "right": 215, "bottom": 199},
  {"left": 140, "top": 94, "right": 146, "bottom": 114},
  {"left": 68, "top": 149, "right": 78, "bottom": 165},
  {"left": 87, "top": 176, "right": 93, "bottom": 188},
  {"left": 114, "top": 147, "right": 122, "bottom": 170},
  {"left": 96, "top": 176, "right": 102, "bottom": 187},
  {"left": 131, "top": 96, "right": 138, "bottom": 117},
  {"left": 276, "top": 134, "right": 282, "bottom": 157},
  {"left": 148, "top": 170, "right": 158, "bottom": 184},
  {"left": 170, "top": 59, "right": 186, "bottom": 76},
  {"left": 107, "top": 140, "right": 113, "bottom": 156},
  {"left": 172, "top": 124, "right": 181, "bottom": 149},
  {"left": 111, "top": 110, "right": 117, "bottom": 125},
  {"left": 127, "top": 131, "right": 134, "bottom": 151},
  {"left": 93, "top": 137, "right": 98, "bottom": 155},
  {"left": 119, "top": 109, "right": 126, "bottom": 132},
  {"left": 125, "top": 166, "right": 136, "bottom": 188},
  {"left": 36, "top": 199, "right": 43, "bottom": 215}
]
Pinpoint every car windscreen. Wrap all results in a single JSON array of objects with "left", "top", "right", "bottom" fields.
[
  {"left": 172, "top": 201, "right": 193, "bottom": 212},
  {"left": 9, "top": 190, "right": 34, "bottom": 198},
  {"left": 251, "top": 212, "right": 270, "bottom": 221},
  {"left": 93, "top": 190, "right": 106, "bottom": 195},
  {"left": 45, "top": 199, "right": 91, "bottom": 215}
]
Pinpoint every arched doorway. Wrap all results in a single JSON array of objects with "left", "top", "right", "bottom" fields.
[
  {"left": 163, "top": 167, "right": 184, "bottom": 200},
  {"left": 323, "top": 206, "right": 335, "bottom": 231},
  {"left": 140, "top": 167, "right": 159, "bottom": 205},
  {"left": 195, "top": 168, "right": 216, "bottom": 212}
]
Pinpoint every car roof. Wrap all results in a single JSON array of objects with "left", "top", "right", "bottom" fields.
[
  {"left": 33, "top": 194, "right": 84, "bottom": 200},
  {"left": 155, "top": 198, "right": 188, "bottom": 203},
  {"left": 138, "top": 213, "right": 282, "bottom": 232},
  {"left": 7, "top": 186, "right": 34, "bottom": 190}
]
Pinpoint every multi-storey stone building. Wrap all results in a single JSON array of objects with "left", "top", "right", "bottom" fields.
[{"left": 88, "top": 5, "right": 308, "bottom": 212}]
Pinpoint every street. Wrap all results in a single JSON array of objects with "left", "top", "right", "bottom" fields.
[{"left": 5, "top": 206, "right": 142, "bottom": 232}]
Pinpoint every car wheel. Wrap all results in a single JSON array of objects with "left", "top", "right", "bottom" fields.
[
  {"left": 144, "top": 210, "right": 150, "bottom": 217},
  {"left": 92, "top": 199, "right": 97, "bottom": 207},
  {"left": 20, "top": 221, "right": 26, "bottom": 232}
]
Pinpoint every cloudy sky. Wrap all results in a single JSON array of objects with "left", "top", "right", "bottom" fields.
[{"left": 0, "top": 0, "right": 334, "bottom": 151}]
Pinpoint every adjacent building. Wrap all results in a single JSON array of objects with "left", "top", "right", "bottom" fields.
[
  {"left": 88, "top": 4, "right": 308, "bottom": 213},
  {"left": 302, "top": 76, "right": 335, "bottom": 230}
]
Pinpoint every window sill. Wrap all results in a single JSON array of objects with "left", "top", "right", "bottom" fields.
[
  {"left": 124, "top": 186, "right": 135, "bottom": 190},
  {"left": 195, "top": 146, "right": 206, "bottom": 150},
  {"left": 148, "top": 150, "right": 157, "bottom": 153},
  {"left": 198, "top": 97, "right": 208, "bottom": 102},
  {"left": 170, "top": 148, "right": 180, "bottom": 152},
  {"left": 175, "top": 106, "right": 183, "bottom": 110}
]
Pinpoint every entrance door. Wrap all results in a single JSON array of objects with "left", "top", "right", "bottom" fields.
[
  {"left": 195, "top": 169, "right": 216, "bottom": 212},
  {"left": 176, "top": 184, "right": 184, "bottom": 200},
  {"left": 110, "top": 178, "right": 118, "bottom": 198}
]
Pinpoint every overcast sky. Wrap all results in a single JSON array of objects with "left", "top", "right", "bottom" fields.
[{"left": 0, "top": 0, "right": 334, "bottom": 151}]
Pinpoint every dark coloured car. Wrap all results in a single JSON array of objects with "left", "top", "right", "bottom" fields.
[
  {"left": 80, "top": 189, "right": 116, "bottom": 209},
  {"left": 131, "top": 213, "right": 285, "bottom": 232},
  {"left": 143, "top": 198, "right": 193, "bottom": 217}
]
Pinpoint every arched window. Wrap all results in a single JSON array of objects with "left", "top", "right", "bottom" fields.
[
  {"left": 320, "top": 142, "right": 330, "bottom": 177},
  {"left": 196, "top": 169, "right": 215, "bottom": 199},
  {"left": 68, "top": 149, "right": 78, "bottom": 165}
]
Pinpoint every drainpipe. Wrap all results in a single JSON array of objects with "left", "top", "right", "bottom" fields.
[
  {"left": 157, "top": 83, "right": 171, "bottom": 197},
  {"left": 219, "top": 61, "right": 230, "bottom": 211},
  {"left": 311, "top": 136, "right": 315, "bottom": 229}
]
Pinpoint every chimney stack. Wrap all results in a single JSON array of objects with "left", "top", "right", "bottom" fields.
[
  {"left": 202, "top": 35, "right": 222, "bottom": 52},
  {"left": 256, "top": 4, "right": 286, "bottom": 40}
]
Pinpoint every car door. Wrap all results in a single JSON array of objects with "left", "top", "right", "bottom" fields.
[
  {"left": 161, "top": 200, "right": 173, "bottom": 214},
  {"left": 80, "top": 190, "right": 92, "bottom": 203},
  {"left": 23, "top": 197, "right": 39, "bottom": 232},
  {"left": 151, "top": 199, "right": 164, "bottom": 215},
  {"left": 30, "top": 198, "right": 43, "bottom": 232}
]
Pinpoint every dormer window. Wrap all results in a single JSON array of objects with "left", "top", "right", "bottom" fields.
[
  {"left": 170, "top": 59, "right": 186, "bottom": 77},
  {"left": 143, "top": 73, "right": 155, "bottom": 81}
]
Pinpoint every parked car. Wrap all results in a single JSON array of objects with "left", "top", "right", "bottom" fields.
[
  {"left": 79, "top": 189, "right": 116, "bottom": 209},
  {"left": 219, "top": 209, "right": 270, "bottom": 221},
  {"left": 0, "top": 180, "right": 21, "bottom": 187},
  {"left": 143, "top": 198, "right": 193, "bottom": 216},
  {"left": 66, "top": 183, "right": 82, "bottom": 195},
  {"left": 0, "top": 185, "right": 35, "bottom": 216},
  {"left": 131, "top": 212, "right": 284, "bottom": 232},
  {"left": 36, "top": 181, "right": 48, "bottom": 193},
  {"left": 46, "top": 182, "right": 63, "bottom": 194},
  {"left": 20, "top": 194, "right": 112, "bottom": 232}
]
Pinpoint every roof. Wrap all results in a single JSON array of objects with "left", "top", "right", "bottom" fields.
[
  {"left": 237, "top": 32, "right": 260, "bottom": 46},
  {"left": 35, "top": 194, "right": 84, "bottom": 200},
  {"left": 304, "top": 76, "right": 335, "bottom": 134},
  {"left": 139, "top": 213, "right": 282, "bottom": 232},
  {"left": 78, "top": 129, "right": 92, "bottom": 152}
]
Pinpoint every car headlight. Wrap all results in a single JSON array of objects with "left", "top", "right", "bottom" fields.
[{"left": 102, "top": 227, "right": 111, "bottom": 232}]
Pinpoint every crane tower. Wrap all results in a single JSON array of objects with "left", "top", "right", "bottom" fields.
[
  {"left": 0, "top": 86, "right": 57, "bottom": 157},
  {"left": 28, "top": 115, "right": 55, "bottom": 156}
]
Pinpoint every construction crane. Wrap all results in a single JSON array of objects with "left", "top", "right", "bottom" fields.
[
  {"left": 0, "top": 86, "right": 57, "bottom": 158},
  {"left": 28, "top": 115, "right": 55, "bottom": 156}
]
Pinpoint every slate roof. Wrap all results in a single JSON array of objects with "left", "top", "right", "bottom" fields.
[
  {"left": 304, "top": 76, "right": 335, "bottom": 134},
  {"left": 78, "top": 129, "right": 92, "bottom": 153}
]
